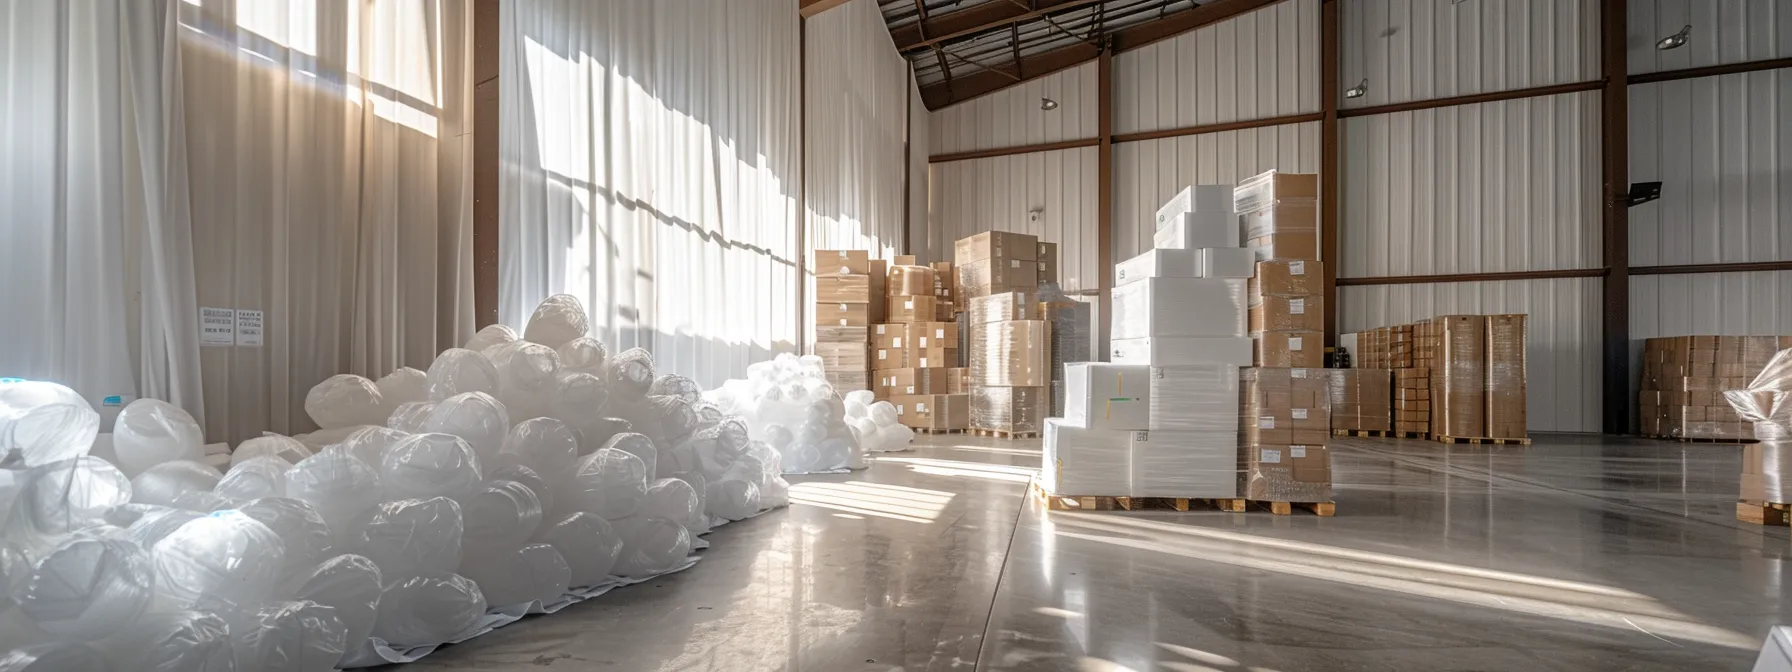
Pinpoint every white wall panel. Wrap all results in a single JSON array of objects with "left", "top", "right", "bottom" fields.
[
  {"left": 1629, "top": 70, "right": 1792, "bottom": 266},
  {"left": 1114, "top": 123, "right": 1321, "bottom": 260},
  {"left": 1114, "top": 0, "right": 1319, "bottom": 135},
  {"left": 806, "top": 0, "right": 910, "bottom": 257},
  {"left": 1340, "top": 0, "right": 1598, "bottom": 110},
  {"left": 909, "top": 74, "right": 929, "bottom": 260},
  {"left": 1340, "top": 278, "right": 1603, "bottom": 433},
  {"left": 1341, "top": 91, "right": 1601, "bottom": 277},
  {"left": 1632, "top": 271, "right": 1792, "bottom": 338},
  {"left": 928, "top": 62, "right": 1098, "bottom": 155},
  {"left": 1628, "top": 0, "right": 1792, "bottom": 75},
  {"left": 928, "top": 147, "right": 1100, "bottom": 292}
]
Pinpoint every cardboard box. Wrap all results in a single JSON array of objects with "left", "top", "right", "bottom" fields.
[
  {"left": 1154, "top": 185, "right": 1236, "bottom": 229},
  {"left": 887, "top": 295, "right": 938, "bottom": 324},
  {"left": 894, "top": 255, "right": 917, "bottom": 266},
  {"left": 814, "top": 249, "right": 870, "bottom": 275},
  {"left": 955, "top": 231, "right": 1038, "bottom": 264},
  {"left": 814, "top": 341, "right": 868, "bottom": 371},
  {"left": 1242, "top": 444, "right": 1331, "bottom": 502},
  {"left": 1111, "top": 278, "right": 1248, "bottom": 339},
  {"left": 876, "top": 368, "right": 955, "bottom": 397},
  {"left": 874, "top": 345, "right": 957, "bottom": 369},
  {"left": 1251, "top": 260, "right": 1320, "bottom": 297},
  {"left": 1042, "top": 419, "right": 1131, "bottom": 495},
  {"left": 814, "top": 302, "right": 872, "bottom": 327},
  {"left": 816, "top": 325, "right": 869, "bottom": 343},
  {"left": 967, "top": 292, "right": 1038, "bottom": 323},
  {"left": 1116, "top": 249, "right": 1201, "bottom": 286},
  {"left": 948, "top": 368, "right": 970, "bottom": 394},
  {"left": 1253, "top": 331, "right": 1323, "bottom": 368},
  {"left": 1154, "top": 211, "right": 1240, "bottom": 250},
  {"left": 1240, "top": 200, "right": 1318, "bottom": 240},
  {"left": 1111, "top": 336, "right": 1253, "bottom": 366},
  {"left": 816, "top": 274, "right": 871, "bottom": 303},
  {"left": 971, "top": 385, "right": 1046, "bottom": 433},
  {"left": 1432, "top": 315, "right": 1487, "bottom": 438},
  {"left": 867, "top": 260, "right": 888, "bottom": 318},
  {"left": 1038, "top": 242, "right": 1059, "bottom": 284},
  {"left": 1249, "top": 295, "right": 1326, "bottom": 332},
  {"left": 1247, "top": 231, "right": 1319, "bottom": 262},
  {"left": 890, "top": 394, "right": 970, "bottom": 430},
  {"left": 931, "top": 261, "right": 955, "bottom": 296},
  {"left": 1201, "top": 248, "right": 1256, "bottom": 279},
  {"left": 1063, "top": 363, "right": 1151, "bottom": 431},
  {"left": 970, "top": 320, "right": 1049, "bottom": 386},
  {"left": 1233, "top": 170, "right": 1319, "bottom": 214},
  {"left": 1485, "top": 314, "right": 1527, "bottom": 439},
  {"left": 956, "top": 258, "right": 1040, "bottom": 298},
  {"left": 825, "top": 371, "right": 869, "bottom": 392},
  {"left": 1129, "top": 429, "right": 1240, "bottom": 498},
  {"left": 871, "top": 323, "right": 906, "bottom": 350},
  {"left": 887, "top": 265, "right": 935, "bottom": 297},
  {"left": 934, "top": 300, "right": 956, "bottom": 321}
]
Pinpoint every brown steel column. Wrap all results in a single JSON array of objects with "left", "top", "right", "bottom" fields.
[
  {"left": 1319, "top": 0, "right": 1339, "bottom": 348},
  {"left": 1096, "top": 43, "right": 1114, "bottom": 359},
  {"left": 1601, "top": 0, "right": 1630, "bottom": 434},
  {"left": 472, "top": 0, "right": 501, "bottom": 328}
]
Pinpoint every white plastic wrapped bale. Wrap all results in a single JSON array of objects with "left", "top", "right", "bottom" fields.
[
  {"left": 486, "top": 461, "right": 554, "bottom": 522},
  {"left": 424, "top": 392, "right": 510, "bottom": 463},
  {"left": 670, "top": 471, "right": 711, "bottom": 535},
  {"left": 380, "top": 433, "right": 483, "bottom": 501},
  {"left": 598, "top": 432, "right": 656, "bottom": 479},
  {"left": 375, "top": 367, "right": 430, "bottom": 414},
  {"left": 286, "top": 450, "right": 382, "bottom": 548},
  {"left": 636, "top": 478, "right": 704, "bottom": 537},
  {"left": 610, "top": 517, "right": 691, "bottom": 578},
  {"left": 650, "top": 374, "right": 703, "bottom": 402},
  {"left": 227, "top": 600, "right": 347, "bottom": 672},
  {"left": 231, "top": 434, "right": 311, "bottom": 467},
  {"left": 111, "top": 398, "right": 201, "bottom": 477},
  {"left": 16, "top": 537, "right": 153, "bottom": 640},
  {"left": 100, "top": 609, "right": 233, "bottom": 672},
  {"left": 1130, "top": 429, "right": 1240, "bottom": 498},
  {"left": 1, "top": 381, "right": 100, "bottom": 469},
  {"left": 459, "top": 543, "right": 570, "bottom": 607},
  {"left": 532, "top": 512, "right": 621, "bottom": 587},
  {"left": 305, "top": 374, "right": 386, "bottom": 430},
  {"left": 523, "top": 293, "right": 590, "bottom": 349},
  {"left": 457, "top": 479, "right": 543, "bottom": 562},
  {"left": 291, "top": 425, "right": 369, "bottom": 455},
  {"left": 499, "top": 417, "right": 580, "bottom": 481},
  {"left": 285, "top": 554, "right": 382, "bottom": 665},
  {"left": 465, "top": 323, "right": 521, "bottom": 353},
  {"left": 7, "top": 457, "right": 131, "bottom": 553},
  {"left": 426, "top": 349, "right": 501, "bottom": 401},
  {"left": 0, "top": 643, "right": 112, "bottom": 671},
  {"left": 152, "top": 509, "right": 286, "bottom": 608},
  {"left": 556, "top": 336, "right": 608, "bottom": 377},
  {"left": 237, "top": 497, "right": 335, "bottom": 579},
  {"left": 558, "top": 448, "right": 647, "bottom": 520},
  {"left": 130, "top": 460, "right": 223, "bottom": 508},
  {"left": 332, "top": 426, "right": 409, "bottom": 469},
  {"left": 353, "top": 497, "right": 464, "bottom": 576},
  {"left": 371, "top": 572, "right": 487, "bottom": 648},
  {"left": 387, "top": 401, "right": 436, "bottom": 434},
  {"left": 486, "top": 341, "right": 561, "bottom": 421},
  {"left": 171, "top": 492, "right": 233, "bottom": 514},
  {"left": 1041, "top": 419, "right": 1131, "bottom": 496},
  {"left": 606, "top": 348, "right": 656, "bottom": 399},
  {"left": 214, "top": 456, "right": 291, "bottom": 503}
]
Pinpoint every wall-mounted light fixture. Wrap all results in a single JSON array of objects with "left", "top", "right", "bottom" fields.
[
  {"left": 1040, "top": 97, "right": 1060, "bottom": 111},
  {"left": 1657, "top": 25, "right": 1690, "bottom": 50},
  {"left": 1344, "top": 78, "right": 1368, "bottom": 99}
]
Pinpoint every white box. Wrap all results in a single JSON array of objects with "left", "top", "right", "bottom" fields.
[
  {"left": 1111, "top": 336, "right": 1253, "bottom": 366},
  {"left": 1154, "top": 211, "right": 1239, "bottom": 250},
  {"left": 1130, "top": 429, "right": 1240, "bottom": 497},
  {"left": 1064, "top": 363, "right": 1151, "bottom": 431},
  {"left": 1043, "top": 418, "right": 1132, "bottom": 495},
  {"left": 1200, "top": 248, "right": 1256, "bottom": 279},
  {"left": 1148, "top": 365, "right": 1241, "bottom": 431},
  {"left": 1110, "top": 278, "right": 1247, "bottom": 340},
  {"left": 1115, "top": 249, "right": 1200, "bottom": 287},
  {"left": 1154, "top": 185, "right": 1235, "bottom": 230}
]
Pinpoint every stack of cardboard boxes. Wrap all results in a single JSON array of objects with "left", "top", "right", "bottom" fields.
[
  {"left": 1240, "top": 368, "right": 1333, "bottom": 501},
  {"left": 1640, "top": 336, "right": 1789, "bottom": 440},
  {"left": 1040, "top": 289, "right": 1092, "bottom": 416},
  {"left": 1393, "top": 367, "right": 1431, "bottom": 437},
  {"left": 957, "top": 231, "right": 1048, "bottom": 435},
  {"left": 1327, "top": 369, "right": 1392, "bottom": 433},
  {"left": 813, "top": 250, "right": 885, "bottom": 392},
  {"left": 1425, "top": 314, "right": 1528, "bottom": 441},
  {"left": 1235, "top": 171, "right": 1324, "bottom": 369},
  {"left": 931, "top": 261, "right": 956, "bottom": 321},
  {"left": 876, "top": 262, "right": 970, "bottom": 432}
]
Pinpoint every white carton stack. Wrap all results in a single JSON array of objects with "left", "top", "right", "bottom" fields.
[{"left": 1040, "top": 185, "right": 1250, "bottom": 498}]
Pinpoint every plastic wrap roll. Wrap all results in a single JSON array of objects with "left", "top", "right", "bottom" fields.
[
  {"left": 387, "top": 401, "right": 436, "bottom": 434},
  {"left": 354, "top": 497, "right": 463, "bottom": 576},
  {"left": 9, "top": 456, "right": 131, "bottom": 548},
  {"left": 237, "top": 497, "right": 334, "bottom": 579},
  {"left": 227, "top": 601, "right": 347, "bottom": 672},
  {"left": 606, "top": 348, "right": 656, "bottom": 399},
  {"left": 287, "top": 450, "right": 381, "bottom": 545},
  {"left": 610, "top": 517, "right": 691, "bottom": 578},
  {"left": 638, "top": 478, "right": 703, "bottom": 534},
  {"left": 214, "top": 456, "right": 290, "bottom": 503},
  {"left": 524, "top": 294, "right": 589, "bottom": 349},
  {"left": 426, "top": 348, "right": 501, "bottom": 401},
  {"left": 556, "top": 336, "right": 609, "bottom": 377},
  {"left": 650, "top": 374, "right": 703, "bottom": 403},
  {"left": 0, "top": 644, "right": 112, "bottom": 671},
  {"left": 112, "top": 398, "right": 202, "bottom": 477},
  {"left": 17, "top": 537, "right": 153, "bottom": 640},
  {"left": 305, "top": 374, "right": 385, "bottom": 430},
  {"left": 424, "top": 392, "right": 510, "bottom": 462},
  {"left": 372, "top": 572, "right": 487, "bottom": 647},
  {"left": 705, "top": 478, "right": 761, "bottom": 522},
  {"left": 231, "top": 434, "right": 311, "bottom": 467},
  {"left": 487, "top": 460, "right": 554, "bottom": 521},
  {"left": 499, "top": 417, "right": 580, "bottom": 478},
  {"left": 0, "top": 380, "right": 100, "bottom": 468},
  {"left": 458, "top": 479, "right": 543, "bottom": 558},
  {"left": 381, "top": 433, "right": 483, "bottom": 500},
  {"left": 112, "top": 507, "right": 201, "bottom": 549},
  {"left": 460, "top": 543, "right": 570, "bottom": 606},
  {"left": 464, "top": 323, "right": 520, "bottom": 353},
  {"left": 532, "top": 512, "right": 621, "bottom": 587},
  {"left": 286, "top": 554, "right": 382, "bottom": 664},
  {"left": 551, "top": 373, "right": 613, "bottom": 452},
  {"left": 333, "top": 426, "right": 410, "bottom": 469},
  {"left": 375, "top": 367, "right": 430, "bottom": 410},
  {"left": 104, "top": 610, "right": 233, "bottom": 672},
  {"left": 560, "top": 448, "right": 647, "bottom": 520},
  {"left": 130, "top": 461, "right": 222, "bottom": 508},
  {"left": 152, "top": 509, "right": 286, "bottom": 608},
  {"left": 487, "top": 341, "right": 561, "bottom": 420}
]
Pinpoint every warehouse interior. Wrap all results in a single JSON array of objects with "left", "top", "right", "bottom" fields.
[{"left": 3, "top": 0, "right": 1792, "bottom": 670}]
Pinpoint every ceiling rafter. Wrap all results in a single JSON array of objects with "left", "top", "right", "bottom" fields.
[{"left": 892, "top": 0, "right": 1108, "bottom": 53}]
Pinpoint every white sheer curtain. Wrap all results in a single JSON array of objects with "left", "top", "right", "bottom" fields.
[
  {"left": 177, "top": 0, "right": 473, "bottom": 442},
  {"left": 499, "top": 0, "right": 801, "bottom": 389},
  {"left": 0, "top": 0, "right": 205, "bottom": 427}
]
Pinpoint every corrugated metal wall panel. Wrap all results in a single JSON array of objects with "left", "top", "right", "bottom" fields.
[
  {"left": 1339, "top": 278, "right": 1603, "bottom": 433},
  {"left": 1632, "top": 271, "right": 1792, "bottom": 338},
  {"left": 1628, "top": 70, "right": 1792, "bottom": 266},
  {"left": 928, "top": 147, "right": 1100, "bottom": 292},
  {"left": 928, "top": 62, "right": 1099, "bottom": 155},
  {"left": 1113, "top": 0, "right": 1319, "bottom": 135},
  {"left": 1340, "top": 0, "right": 1599, "bottom": 110},
  {"left": 805, "top": 0, "right": 910, "bottom": 257},
  {"left": 1628, "top": 0, "right": 1792, "bottom": 75},
  {"left": 1341, "top": 91, "right": 1601, "bottom": 277},
  {"left": 1114, "top": 122, "right": 1322, "bottom": 260},
  {"left": 909, "top": 74, "right": 930, "bottom": 260}
]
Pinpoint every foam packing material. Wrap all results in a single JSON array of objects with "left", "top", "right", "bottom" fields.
[
  {"left": 1146, "top": 365, "right": 1241, "bottom": 432},
  {"left": 1110, "top": 277, "right": 1247, "bottom": 340}
]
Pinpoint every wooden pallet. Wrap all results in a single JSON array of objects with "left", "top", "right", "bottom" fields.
[
  {"left": 912, "top": 427, "right": 966, "bottom": 435},
  {"left": 1738, "top": 500, "right": 1792, "bottom": 525},
  {"left": 1673, "top": 436, "right": 1758, "bottom": 444},
  {"left": 973, "top": 428, "right": 1039, "bottom": 439},
  {"left": 1032, "top": 484, "right": 1246, "bottom": 513},
  {"left": 1433, "top": 435, "right": 1533, "bottom": 446},
  {"left": 1333, "top": 429, "right": 1394, "bottom": 438},
  {"left": 1249, "top": 500, "right": 1337, "bottom": 516}
]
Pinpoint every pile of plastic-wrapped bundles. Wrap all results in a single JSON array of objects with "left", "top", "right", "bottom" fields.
[
  {"left": 0, "top": 294, "right": 905, "bottom": 670},
  {"left": 703, "top": 356, "right": 918, "bottom": 474}
]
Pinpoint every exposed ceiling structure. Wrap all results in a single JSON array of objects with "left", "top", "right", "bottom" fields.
[{"left": 881, "top": 0, "right": 1240, "bottom": 110}]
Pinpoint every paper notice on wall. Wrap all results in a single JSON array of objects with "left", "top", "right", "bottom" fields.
[
  {"left": 200, "top": 307, "right": 235, "bottom": 347},
  {"left": 236, "top": 309, "right": 265, "bottom": 347}
]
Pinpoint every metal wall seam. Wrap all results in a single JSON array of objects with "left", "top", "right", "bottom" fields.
[
  {"left": 1627, "top": 0, "right": 1792, "bottom": 75},
  {"left": 1113, "top": 122, "right": 1321, "bottom": 260},
  {"left": 927, "top": 146, "right": 1099, "bottom": 293},
  {"left": 927, "top": 61, "right": 1099, "bottom": 156},
  {"left": 1339, "top": 277, "right": 1603, "bottom": 433},
  {"left": 1340, "top": 0, "right": 1600, "bottom": 111},
  {"left": 1113, "top": 0, "right": 1320, "bottom": 136}
]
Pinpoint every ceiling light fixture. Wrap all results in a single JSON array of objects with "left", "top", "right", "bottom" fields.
[
  {"left": 1040, "top": 97, "right": 1060, "bottom": 111},
  {"left": 1344, "top": 78, "right": 1368, "bottom": 99},
  {"left": 1657, "top": 24, "right": 1690, "bottom": 50}
]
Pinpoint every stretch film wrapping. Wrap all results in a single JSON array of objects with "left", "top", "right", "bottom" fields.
[
  {"left": 1110, "top": 278, "right": 1247, "bottom": 340},
  {"left": 886, "top": 265, "right": 935, "bottom": 297},
  {"left": 1240, "top": 368, "right": 1332, "bottom": 503},
  {"left": 1041, "top": 419, "right": 1131, "bottom": 495},
  {"left": 1041, "top": 287, "right": 1093, "bottom": 416},
  {"left": 1485, "top": 315, "right": 1528, "bottom": 439},
  {"left": 969, "top": 321, "right": 1049, "bottom": 387},
  {"left": 1130, "top": 429, "right": 1241, "bottom": 498},
  {"left": 971, "top": 386, "right": 1045, "bottom": 434},
  {"left": 966, "top": 292, "right": 1037, "bottom": 325},
  {"left": 1063, "top": 364, "right": 1150, "bottom": 431},
  {"left": 1147, "top": 365, "right": 1240, "bottom": 432},
  {"left": 1726, "top": 348, "right": 1792, "bottom": 502},
  {"left": 1430, "top": 315, "right": 1486, "bottom": 438}
]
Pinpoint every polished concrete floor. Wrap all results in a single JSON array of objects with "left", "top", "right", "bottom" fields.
[{"left": 405, "top": 434, "right": 1789, "bottom": 671}]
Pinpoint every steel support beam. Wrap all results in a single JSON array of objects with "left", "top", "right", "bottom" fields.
[
  {"left": 1096, "top": 43, "right": 1114, "bottom": 361},
  {"left": 473, "top": 0, "right": 500, "bottom": 327},
  {"left": 1601, "top": 0, "right": 1630, "bottom": 434},
  {"left": 1320, "top": 0, "right": 1339, "bottom": 349}
]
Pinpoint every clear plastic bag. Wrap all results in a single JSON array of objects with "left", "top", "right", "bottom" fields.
[
  {"left": 103, "top": 609, "right": 233, "bottom": 672},
  {"left": 523, "top": 294, "right": 590, "bottom": 349},
  {"left": 424, "top": 392, "right": 510, "bottom": 463},
  {"left": 459, "top": 543, "right": 569, "bottom": 607},
  {"left": 8, "top": 456, "right": 132, "bottom": 551},
  {"left": 606, "top": 348, "right": 656, "bottom": 399},
  {"left": 386, "top": 401, "right": 436, "bottom": 434},
  {"left": 0, "top": 380, "right": 99, "bottom": 469},
  {"left": 285, "top": 554, "right": 382, "bottom": 664},
  {"left": 487, "top": 341, "right": 561, "bottom": 421},
  {"left": 305, "top": 374, "right": 385, "bottom": 430},
  {"left": 371, "top": 572, "right": 487, "bottom": 647},
  {"left": 130, "top": 460, "right": 222, "bottom": 508},
  {"left": 464, "top": 323, "right": 520, "bottom": 353},
  {"left": 0, "top": 643, "right": 112, "bottom": 671},
  {"left": 559, "top": 448, "right": 647, "bottom": 521},
  {"left": 550, "top": 373, "right": 613, "bottom": 452},
  {"left": 231, "top": 434, "right": 311, "bottom": 468},
  {"left": 499, "top": 417, "right": 579, "bottom": 479},
  {"left": 487, "top": 460, "right": 554, "bottom": 523},
  {"left": 151, "top": 509, "right": 286, "bottom": 608},
  {"left": 112, "top": 398, "right": 203, "bottom": 477},
  {"left": 610, "top": 517, "right": 691, "bottom": 578},
  {"left": 227, "top": 600, "right": 347, "bottom": 672},
  {"left": 213, "top": 456, "right": 291, "bottom": 503},
  {"left": 353, "top": 497, "right": 463, "bottom": 576},
  {"left": 555, "top": 336, "right": 609, "bottom": 377},
  {"left": 599, "top": 433, "right": 658, "bottom": 480},
  {"left": 380, "top": 433, "right": 484, "bottom": 501},
  {"left": 706, "top": 478, "right": 761, "bottom": 522},
  {"left": 331, "top": 426, "right": 409, "bottom": 470},
  {"left": 286, "top": 450, "right": 381, "bottom": 546},
  {"left": 16, "top": 537, "right": 153, "bottom": 640},
  {"left": 532, "top": 512, "right": 621, "bottom": 587},
  {"left": 112, "top": 507, "right": 202, "bottom": 556},
  {"left": 237, "top": 497, "right": 334, "bottom": 579},
  {"left": 374, "top": 367, "right": 430, "bottom": 410},
  {"left": 650, "top": 374, "right": 703, "bottom": 403},
  {"left": 426, "top": 349, "right": 501, "bottom": 402},
  {"left": 457, "top": 479, "right": 543, "bottom": 560},
  {"left": 638, "top": 478, "right": 703, "bottom": 535}
]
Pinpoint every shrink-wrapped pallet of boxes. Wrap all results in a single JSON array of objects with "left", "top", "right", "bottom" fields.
[
  {"left": 1642, "top": 336, "right": 1788, "bottom": 441},
  {"left": 813, "top": 250, "right": 885, "bottom": 392}
]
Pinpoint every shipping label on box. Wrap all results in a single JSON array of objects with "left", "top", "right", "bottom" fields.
[
  {"left": 814, "top": 302, "right": 872, "bottom": 327},
  {"left": 1250, "top": 260, "right": 1322, "bottom": 296},
  {"left": 814, "top": 249, "right": 870, "bottom": 275},
  {"left": 907, "top": 345, "right": 957, "bottom": 369},
  {"left": 1249, "top": 295, "right": 1326, "bottom": 332},
  {"left": 888, "top": 295, "right": 938, "bottom": 324}
]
